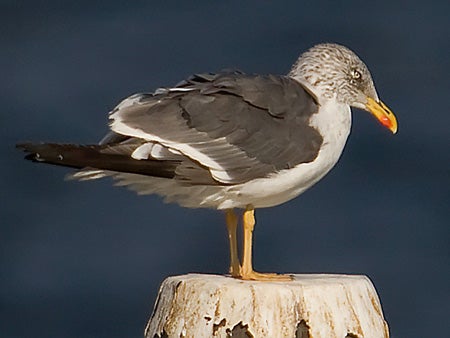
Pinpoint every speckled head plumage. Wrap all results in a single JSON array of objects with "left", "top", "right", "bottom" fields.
[
  {"left": 289, "top": 43, "right": 397, "bottom": 133},
  {"left": 290, "top": 43, "right": 376, "bottom": 106}
]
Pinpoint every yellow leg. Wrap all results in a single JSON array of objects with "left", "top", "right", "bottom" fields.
[
  {"left": 225, "top": 209, "right": 241, "bottom": 277},
  {"left": 240, "top": 205, "right": 293, "bottom": 281}
]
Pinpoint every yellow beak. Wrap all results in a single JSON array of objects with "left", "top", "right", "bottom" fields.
[{"left": 365, "top": 97, "right": 398, "bottom": 134}]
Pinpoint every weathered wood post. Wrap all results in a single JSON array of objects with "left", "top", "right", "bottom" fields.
[{"left": 145, "top": 274, "right": 389, "bottom": 338}]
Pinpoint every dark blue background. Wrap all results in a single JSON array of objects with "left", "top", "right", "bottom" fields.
[{"left": 2, "top": 1, "right": 449, "bottom": 337}]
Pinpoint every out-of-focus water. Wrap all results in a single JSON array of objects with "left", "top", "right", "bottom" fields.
[{"left": 1, "top": 1, "right": 449, "bottom": 337}]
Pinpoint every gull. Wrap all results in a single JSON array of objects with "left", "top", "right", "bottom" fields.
[{"left": 18, "top": 43, "right": 398, "bottom": 281}]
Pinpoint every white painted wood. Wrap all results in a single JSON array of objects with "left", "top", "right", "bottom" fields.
[{"left": 145, "top": 274, "right": 389, "bottom": 338}]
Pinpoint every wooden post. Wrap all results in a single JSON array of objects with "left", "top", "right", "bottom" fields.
[{"left": 145, "top": 274, "right": 389, "bottom": 338}]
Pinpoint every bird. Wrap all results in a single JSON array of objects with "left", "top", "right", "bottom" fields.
[{"left": 17, "top": 43, "right": 397, "bottom": 281}]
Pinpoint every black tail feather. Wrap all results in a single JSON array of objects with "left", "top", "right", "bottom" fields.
[{"left": 16, "top": 142, "right": 179, "bottom": 178}]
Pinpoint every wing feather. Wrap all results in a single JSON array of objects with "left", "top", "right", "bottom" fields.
[{"left": 110, "top": 72, "right": 323, "bottom": 184}]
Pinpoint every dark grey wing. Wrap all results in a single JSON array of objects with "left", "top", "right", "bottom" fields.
[
  {"left": 17, "top": 142, "right": 180, "bottom": 179},
  {"left": 110, "top": 72, "right": 323, "bottom": 184}
]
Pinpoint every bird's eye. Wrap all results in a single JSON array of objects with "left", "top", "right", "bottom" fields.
[{"left": 351, "top": 69, "right": 362, "bottom": 80}]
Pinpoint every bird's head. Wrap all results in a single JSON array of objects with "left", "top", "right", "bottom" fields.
[{"left": 290, "top": 43, "right": 398, "bottom": 134}]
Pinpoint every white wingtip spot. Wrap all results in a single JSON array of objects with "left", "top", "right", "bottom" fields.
[{"left": 35, "top": 153, "right": 44, "bottom": 161}]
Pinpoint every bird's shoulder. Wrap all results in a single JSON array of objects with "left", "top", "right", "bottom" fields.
[{"left": 112, "top": 71, "right": 318, "bottom": 122}]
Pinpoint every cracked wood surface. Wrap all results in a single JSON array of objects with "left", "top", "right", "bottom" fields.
[{"left": 145, "top": 274, "right": 389, "bottom": 338}]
